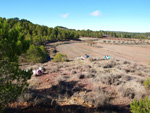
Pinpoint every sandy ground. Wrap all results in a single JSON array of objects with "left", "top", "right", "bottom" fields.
[{"left": 57, "top": 42, "right": 150, "bottom": 66}]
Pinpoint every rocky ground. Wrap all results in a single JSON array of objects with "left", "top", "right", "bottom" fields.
[
  {"left": 6, "top": 38, "right": 150, "bottom": 113},
  {"left": 8, "top": 57, "right": 150, "bottom": 113}
]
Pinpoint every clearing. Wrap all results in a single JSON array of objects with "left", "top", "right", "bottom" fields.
[{"left": 57, "top": 37, "right": 150, "bottom": 66}]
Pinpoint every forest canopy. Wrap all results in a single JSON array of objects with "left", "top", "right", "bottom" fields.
[{"left": 0, "top": 17, "right": 149, "bottom": 43}]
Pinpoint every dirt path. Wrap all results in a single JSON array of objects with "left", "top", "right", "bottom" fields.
[{"left": 57, "top": 42, "right": 150, "bottom": 66}]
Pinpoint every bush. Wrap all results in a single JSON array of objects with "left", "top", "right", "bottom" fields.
[
  {"left": 144, "top": 78, "right": 150, "bottom": 89},
  {"left": 52, "top": 53, "right": 68, "bottom": 62},
  {"left": 83, "top": 89, "right": 110, "bottom": 108},
  {"left": 39, "top": 45, "right": 49, "bottom": 60},
  {"left": 26, "top": 44, "right": 48, "bottom": 63},
  {"left": 130, "top": 97, "right": 150, "bottom": 113},
  {"left": 103, "top": 40, "right": 106, "bottom": 43}
]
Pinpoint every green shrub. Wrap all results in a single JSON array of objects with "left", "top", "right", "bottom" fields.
[
  {"left": 39, "top": 45, "right": 49, "bottom": 60},
  {"left": 26, "top": 44, "right": 48, "bottom": 63},
  {"left": 39, "top": 45, "right": 48, "bottom": 53},
  {"left": 144, "top": 78, "right": 150, "bottom": 89},
  {"left": 130, "top": 97, "right": 150, "bottom": 113},
  {"left": 103, "top": 40, "right": 106, "bottom": 43},
  {"left": 52, "top": 53, "right": 68, "bottom": 62}
]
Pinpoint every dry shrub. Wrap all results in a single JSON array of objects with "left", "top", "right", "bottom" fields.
[
  {"left": 33, "top": 95, "right": 57, "bottom": 106},
  {"left": 51, "top": 80, "right": 85, "bottom": 99},
  {"left": 83, "top": 65, "right": 92, "bottom": 69},
  {"left": 49, "top": 66, "right": 60, "bottom": 73},
  {"left": 123, "top": 61, "right": 130, "bottom": 64},
  {"left": 89, "top": 57, "right": 100, "bottom": 62},
  {"left": 76, "top": 65, "right": 95, "bottom": 79},
  {"left": 121, "top": 75, "right": 132, "bottom": 81},
  {"left": 17, "top": 92, "right": 36, "bottom": 103},
  {"left": 78, "top": 72, "right": 95, "bottom": 79},
  {"left": 89, "top": 58, "right": 94, "bottom": 62},
  {"left": 56, "top": 75, "right": 68, "bottom": 83},
  {"left": 125, "top": 67, "right": 135, "bottom": 73},
  {"left": 136, "top": 78, "right": 146, "bottom": 84},
  {"left": 83, "top": 72, "right": 95, "bottom": 78},
  {"left": 102, "top": 60, "right": 116, "bottom": 68},
  {"left": 122, "top": 88, "right": 135, "bottom": 99},
  {"left": 72, "top": 65, "right": 82, "bottom": 70},
  {"left": 94, "top": 63, "right": 101, "bottom": 68},
  {"left": 79, "top": 74, "right": 85, "bottom": 79},
  {"left": 135, "top": 71, "right": 145, "bottom": 77},
  {"left": 61, "top": 63, "right": 70, "bottom": 68},
  {"left": 57, "top": 64, "right": 64, "bottom": 68},
  {"left": 117, "top": 81, "right": 147, "bottom": 100},
  {"left": 83, "top": 89, "right": 110, "bottom": 108},
  {"left": 80, "top": 65, "right": 92, "bottom": 72},
  {"left": 71, "top": 70, "right": 77, "bottom": 74},
  {"left": 17, "top": 91, "right": 57, "bottom": 107},
  {"left": 90, "top": 68, "right": 97, "bottom": 74},
  {"left": 96, "top": 73, "right": 126, "bottom": 85}
]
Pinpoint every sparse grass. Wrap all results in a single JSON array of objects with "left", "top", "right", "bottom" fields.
[{"left": 117, "top": 81, "right": 147, "bottom": 100}]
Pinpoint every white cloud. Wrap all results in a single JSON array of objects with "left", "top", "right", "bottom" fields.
[
  {"left": 61, "top": 13, "right": 69, "bottom": 18},
  {"left": 90, "top": 10, "right": 102, "bottom": 17}
]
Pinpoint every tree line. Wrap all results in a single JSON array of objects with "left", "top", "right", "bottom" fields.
[
  {"left": 0, "top": 17, "right": 80, "bottom": 45},
  {"left": 103, "top": 31, "right": 150, "bottom": 39},
  {"left": 77, "top": 29, "right": 103, "bottom": 38},
  {"left": 1, "top": 17, "right": 150, "bottom": 42}
]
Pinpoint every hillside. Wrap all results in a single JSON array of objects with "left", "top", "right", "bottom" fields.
[{"left": 9, "top": 56, "right": 150, "bottom": 113}]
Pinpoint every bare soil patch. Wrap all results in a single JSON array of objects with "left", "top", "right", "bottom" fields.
[{"left": 57, "top": 40, "right": 150, "bottom": 66}]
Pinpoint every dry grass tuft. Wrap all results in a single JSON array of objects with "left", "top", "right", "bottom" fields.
[
  {"left": 117, "top": 81, "right": 147, "bottom": 100},
  {"left": 83, "top": 89, "right": 111, "bottom": 108}
]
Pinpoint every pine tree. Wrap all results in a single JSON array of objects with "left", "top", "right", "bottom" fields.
[{"left": 0, "top": 21, "right": 32, "bottom": 112}]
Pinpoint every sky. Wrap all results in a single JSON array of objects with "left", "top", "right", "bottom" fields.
[{"left": 0, "top": 0, "right": 150, "bottom": 32}]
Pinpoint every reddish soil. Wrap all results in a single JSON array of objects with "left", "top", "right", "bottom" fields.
[{"left": 13, "top": 38, "right": 150, "bottom": 113}]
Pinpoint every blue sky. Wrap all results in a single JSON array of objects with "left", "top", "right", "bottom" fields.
[{"left": 0, "top": 0, "right": 150, "bottom": 32}]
